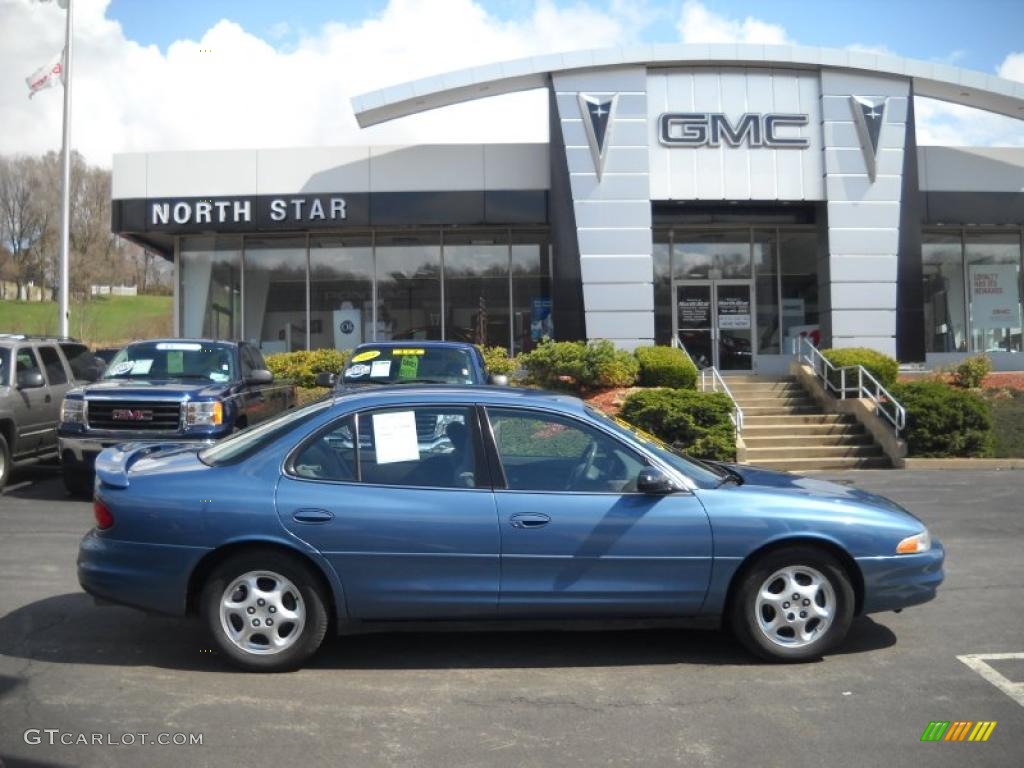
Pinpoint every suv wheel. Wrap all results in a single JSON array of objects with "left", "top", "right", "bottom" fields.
[
  {"left": 201, "top": 549, "right": 329, "bottom": 672},
  {"left": 0, "top": 433, "right": 10, "bottom": 489},
  {"left": 730, "top": 546, "right": 855, "bottom": 662}
]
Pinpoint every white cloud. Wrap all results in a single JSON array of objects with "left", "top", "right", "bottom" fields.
[{"left": 677, "top": 0, "right": 790, "bottom": 44}]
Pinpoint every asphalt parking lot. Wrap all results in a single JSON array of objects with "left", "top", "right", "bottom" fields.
[{"left": 0, "top": 465, "right": 1022, "bottom": 768}]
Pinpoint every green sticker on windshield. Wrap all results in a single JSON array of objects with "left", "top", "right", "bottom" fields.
[
  {"left": 398, "top": 355, "right": 419, "bottom": 379},
  {"left": 167, "top": 350, "right": 184, "bottom": 375}
]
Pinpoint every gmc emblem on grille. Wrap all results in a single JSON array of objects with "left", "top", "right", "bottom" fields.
[{"left": 111, "top": 408, "right": 153, "bottom": 422}]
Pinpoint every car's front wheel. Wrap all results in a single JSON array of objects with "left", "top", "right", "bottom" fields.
[
  {"left": 730, "top": 546, "right": 855, "bottom": 662},
  {"left": 201, "top": 550, "right": 329, "bottom": 672}
]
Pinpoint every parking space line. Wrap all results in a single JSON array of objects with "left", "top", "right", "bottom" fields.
[{"left": 957, "top": 653, "right": 1024, "bottom": 708}]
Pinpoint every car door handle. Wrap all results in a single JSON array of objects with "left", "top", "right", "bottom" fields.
[
  {"left": 509, "top": 513, "right": 551, "bottom": 529},
  {"left": 292, "top": 508, "right": 334, "bottom": 524}
]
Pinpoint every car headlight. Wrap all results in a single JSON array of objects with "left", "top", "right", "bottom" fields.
[
  {"left": 61, "top": 398, "right": 87, "bottom": 425},
  {"left": 896, "top": 530, "right": 931, "bottom": 554},
  {"left": 185, "top": 401, "right": 223, "bottom": 427}
]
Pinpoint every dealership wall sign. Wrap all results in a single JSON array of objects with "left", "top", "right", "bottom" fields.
[
  {"left": 151, "top": 195, "right": 348, "bottom": 227},
  {"left": 658, "top": 112, "right": 810, "bottom": 148}
]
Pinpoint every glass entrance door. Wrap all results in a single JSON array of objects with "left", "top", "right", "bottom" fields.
[{"left": 674, "top": 280, "right": 754, "bottom": 370}]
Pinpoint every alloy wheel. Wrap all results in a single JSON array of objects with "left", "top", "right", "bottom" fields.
[
  {"left": 754, "top": 565, "right": 835, "bottom": 649},
  {"left": 219, "top": 570, "right": 306, "bottom": 655}
]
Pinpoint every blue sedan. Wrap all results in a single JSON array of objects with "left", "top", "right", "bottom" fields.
[{"left": 78, "top": 386, "right": 944, "bottom": 671}]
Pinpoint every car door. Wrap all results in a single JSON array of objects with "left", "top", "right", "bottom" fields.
[
  {"left": 484, "top": 406, "right": 713, "bottom": 618},
  {"left": 276, "top": 404, "right": 500, "bottom": 619},
  {"left": 35, "top": 345, "right": 71, "bottom": 451},
  {"left": 11, "top": 347, "right": 48, "bottom": 457}
]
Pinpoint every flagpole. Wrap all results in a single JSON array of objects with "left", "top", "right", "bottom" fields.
[{"left": 58, "top": 0, "right": 73, "bottom": 337}]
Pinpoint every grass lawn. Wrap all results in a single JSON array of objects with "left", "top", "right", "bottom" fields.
[{"left": 0, "top": 295, "right": 172, "bottom": 346}]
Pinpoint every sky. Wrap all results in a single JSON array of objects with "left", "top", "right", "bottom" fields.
[{"left": 2, "top": 0, "right": 1024, "bottom": 167}]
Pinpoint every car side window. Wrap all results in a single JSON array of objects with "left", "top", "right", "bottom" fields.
[
  {"left": 357, "top": 406, "right": 480, "bottom": 489},
  {"left": 291, "top": 416, "right": 356, "bottom": 482},
  {"left": 239, "top": 345, "right": 255, "bottom": 378},
  {"left": 59, "top": 343, "right": 96, "bottom": 381},
  {"left": 486, "top": 408, "right": 646, "bottom": 493},
  {"left": 16, "top": 348, "right": 41, "bottom": 378},
  {"left": 37, "top": 346, "right": 68, "bottom": 385},
  {"left": 251, "top": 347, "right": 268, "bottom": 370}
]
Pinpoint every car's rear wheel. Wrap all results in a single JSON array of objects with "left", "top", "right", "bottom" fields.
[
  {"left": 730, "top": 546, "right": 854, "bottom": 662},
  {"left": 201, "top": 550, "right": 329, "bottom": 672}
]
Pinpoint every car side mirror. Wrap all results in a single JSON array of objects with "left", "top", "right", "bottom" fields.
[
  {"left": 637, "top": 467, "right": 676, "bottom": 495},
  {"left": 315, "top": 371, "right": 337, "bottom": 388},
  {"left": 489, "top": 373, "right": 509, "bottom": 386},
  {"left": 246, "top": 369, "right": 273, "bottom": 385},
  {"left": 17, "top": 370, "right": 45, "bottom": 389}
]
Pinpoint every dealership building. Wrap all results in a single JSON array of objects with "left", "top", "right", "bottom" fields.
[{"left": 111, "top": 44, "right": 1024, "bottom": 372}]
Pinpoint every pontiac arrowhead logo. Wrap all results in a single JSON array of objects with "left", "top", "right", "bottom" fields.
[
  {"left": 578, "top": 93, "right": 617, "bottom": 180},
  {"left": 850, "top": 95, "right": 886, "bottom": 181}
]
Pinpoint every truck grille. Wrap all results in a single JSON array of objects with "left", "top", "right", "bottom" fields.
[{"left": 87, "top": 401, "right": 182, "bottom": 431}]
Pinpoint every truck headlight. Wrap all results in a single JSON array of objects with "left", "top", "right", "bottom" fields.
[
  {"left": 896, "top": 530, "right": 931, "bottom": 554},
  {"left": 61, "top": 398, "right": 87, "bottom": 425},
  {"left": 184, "top": 401, "right": 223, "bottom": 427}
]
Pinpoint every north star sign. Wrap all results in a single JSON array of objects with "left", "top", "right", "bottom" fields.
[
  {"left": 150, "top": 196, "right": 348, "bottom": 226},
  {"left": 658, "top": 112, "right": 810, "bottom": 148}
]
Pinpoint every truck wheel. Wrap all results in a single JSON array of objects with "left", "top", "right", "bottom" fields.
[
  {"left": 62, "top": 467, "right": 93, "bottom": 498},
  {"left": 0, "top": 433, "right": 10, "bottom": 489}
]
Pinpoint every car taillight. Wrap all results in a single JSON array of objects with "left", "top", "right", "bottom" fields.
[{"left": 93, "top": 499, "right": 114, "bottom": 530}]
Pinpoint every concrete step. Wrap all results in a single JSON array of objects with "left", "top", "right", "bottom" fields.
[
  {"left": 742, "top": 423, "right": 866, "bottom": 437},
  {"left": 721, "top": 375, "right": 793, "bottom": 384},
  {"left": 727, "top": 382, "right": 806, "bottom": 393},
  {"left": 731, "top": 396, "right": 816, "bottom": 408},
  {"left": 746, "top": 456, "right": 892, "bottom": 471},
  {"left": 743, "top": 414, "right": 855, "bottom": 426},
  {"left": 744, "top": 444, "right": 885, "bottom": 459},
  {"left": 742, "top": 433, "right": 874, "bottom": 447},
  {"left": 741, "top": 405, "right": 823, "bottom": 416}
]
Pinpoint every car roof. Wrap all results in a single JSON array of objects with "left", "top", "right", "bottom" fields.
[
  {"left": 329, "top": 384, "right": 585, "bottom": 413},
  {"left": 354, "top": 341, "right": 478, "bottom": 352},
  {"left": 123, "top": 338, "right": 240, "bottom": 348}
]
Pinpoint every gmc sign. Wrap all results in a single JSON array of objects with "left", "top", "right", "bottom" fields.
[{"left": 658, "top": 112, "right": 809, "bottom": 148}]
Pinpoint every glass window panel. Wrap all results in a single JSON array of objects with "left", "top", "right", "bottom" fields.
[
  {"left": 180, "top": 236, "right": 241, "bottom": 340},
  {"left": 753, "top": 230, "right": 780, "bottom": 354},
  {"left": 512, "top": 231, "right": 552, "bottom": 354},
  {"left": 37, "top": 346, "right": 67, "bottom": 385},
  {"left": 375, "top": 233, "right": 441, "bottom": 341},
  {"left": 966, "top": 232, "right": 1022, "bottom": 353},
  {"left": 291, "top": 416, "right": 356, "bottom": 482},
  {"left": 653, "top": 233, "right": 672, "bottom": 346},
  {"left": 443, "top": 231, "right": 510, "bottom": 347},
  {"left": 922, "top": 232, "right": 967, "bottom": 353},
  {"left": 672, "top": 230, "right": 751, "bottom": 279},
  {"left": 779, "top": 232, "right": 819, "bottom": 351},
  {"left": 243, "top": 237, "right": 308, "bottom": 353},
  {"left": 310, "top": 234, "right": 373, "bottom": 352}
]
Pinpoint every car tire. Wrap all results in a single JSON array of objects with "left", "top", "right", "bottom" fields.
[
  {"left": 62, "top": 468, "right": 93, "bottom": 498},
  {"left": 0, "top": 433, "right": 10, "bottom": 489},
  {"left": 201, "top": 549, "right": 329, "bottom": 672},
  {"left": 730, "top": 545, "right": 855, "bottom": 663}
]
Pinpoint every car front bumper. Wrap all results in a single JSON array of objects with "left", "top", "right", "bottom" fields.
[
  {"left": 857, "top": 539, "right": 946, "bottom": 614},
  {"left": 77, "top": 529, "right": 212, "bottom": 616}
]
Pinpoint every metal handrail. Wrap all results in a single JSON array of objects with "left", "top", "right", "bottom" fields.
[
  {"left": 672, "top": 335, "right": 744, "bottom": 436},
  {"left": 798, "top": 336, "right": 906, "bottom": 434}
]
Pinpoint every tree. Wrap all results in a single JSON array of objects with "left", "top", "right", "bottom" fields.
[{"left": 0, "top": 155, "right": 50, "bottom": 295}]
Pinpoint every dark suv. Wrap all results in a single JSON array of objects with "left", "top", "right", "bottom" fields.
[{"left": 0, "top": 335, "right": 103, "bottom": 488}]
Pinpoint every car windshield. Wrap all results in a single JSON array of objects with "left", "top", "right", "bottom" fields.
[
  {"left": 103, "top": 341, "right": 236, "bottom": 383},
  {"left": 585, "top": 406, "right": 729, "bottom": 489},
  {"left": 342, "top": 346, "right": 475, "bottom": 385},
  {"left": 199, "top": 399, "right": 333, "bottom": 466}
]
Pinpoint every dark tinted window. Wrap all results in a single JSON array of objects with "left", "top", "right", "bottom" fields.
[
  {"left": 60, "top": 343, "right": 98, "bottom": 381},
  {"left": 239, "top": 345, "right": 256, "bottom": 377},
  {"left": 0, "top": 348, "right": 9, "bottom": 386},
  {"left": 291, "top": 417, "right": 356, "bottom": 482},
  {"left": 487, "top": 408, "right": 645, "bottom": 493},
  {"left": 38, "top": 346, "right": 68, "bottom": 385},
  {"left": 16, "top": 348, "right": 40, "bottom": 375},
  {"left": 357, "top": 406, "right": 479, "bottom": 488}
]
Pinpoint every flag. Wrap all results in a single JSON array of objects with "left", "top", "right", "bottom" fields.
[{"left": 26, "top": 51, "right": 64, "bottom": 98}]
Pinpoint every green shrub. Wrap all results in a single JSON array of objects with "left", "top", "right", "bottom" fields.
[
  {"left": 634, "top": 345, "right": 698, "bottom": 389},
  {"left": 619, "top": 388, "right": 736, "bottom": 461},
  {"left": 953, "top": 354, "right": 992, "bottom": 389},
  {"left": 265, "top": 349, "right": 349, "bottom": 389},
  {"left": 477, "top": 345, "right": 518, "bottom": 377},
  {"left": 891, "top": 380, "right": 994, "bottom": 457},
  {"left": 821, "top": 347, "right": 899, "bottom": 389},
  {"left": 985, "top": 389, "right": 1024, "bottom": 458},
  {"left": 520, "top": 340, "right": 638, "bottom": 391}
]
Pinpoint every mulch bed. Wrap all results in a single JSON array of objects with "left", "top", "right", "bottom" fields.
[
  {"left": 898, "top": 372, "right": 1024, "bottom": 390},
  {"left": 581, "top": 387, "right": 641, "bottom": 417}
]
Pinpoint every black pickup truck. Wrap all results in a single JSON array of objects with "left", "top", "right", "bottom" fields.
[{"left": 58, "top": 339, "right": 296, "bottom": 495}]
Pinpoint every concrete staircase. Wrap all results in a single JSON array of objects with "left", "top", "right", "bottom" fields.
[{"left": 729, "top": 375, "right": 890, "bottom": 471}]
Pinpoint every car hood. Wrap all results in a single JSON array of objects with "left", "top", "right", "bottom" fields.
[
  {"left": 720, "top": 463, "right": 918, "bottom": 520},
  {"left": 80, "top": 379, "right": 229, "bottom": 400}
]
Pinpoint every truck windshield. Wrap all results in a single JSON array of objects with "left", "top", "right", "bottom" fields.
[
  {"left": 342, "top": 346, "right": 475, "bottom": 385},
  {"left": 103, "top": 341, "right": 236, "bottom": 383}
]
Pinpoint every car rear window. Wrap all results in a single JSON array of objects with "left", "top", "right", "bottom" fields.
[
  {"left": 60, "top": 343, "right": 98, "bottom": 381},
  {"left": 342, "top": 346, "right": 474, "bottom": 385},
  {"left": 199, "top": 400, "right": 332, "bottom": 466}
]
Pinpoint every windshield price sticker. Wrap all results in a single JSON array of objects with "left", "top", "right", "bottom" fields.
[
  {"left": 372, "top": 410, "right": 421, "bottom": 464},
  {"left": 392, "top": 348, "right": 425, "bottom": 356},
  {"left": 398, "top": 355, "right": 419, "bottom": 379},
  {"left": 370, "top": 360, "right": 392, "bottom": 378},
  {"left": 156, "top": 342, "right": 202, "bottom": 351},
  {"left": 345, "top": 363, "right": 371, "bottom": 378},
  {"left": 351, "top": 350, "right": 380, "bottom": 363}
]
